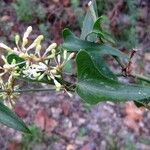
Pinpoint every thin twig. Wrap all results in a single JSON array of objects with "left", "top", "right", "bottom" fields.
[
  {"left": 0, "top": 88, "right": 56, "bottom": 93},
  {"left": 117, "top": 73, "right": 150, "bottom": 83},
  {"left": 131, "top": 73, "right": 150, "bottom": 83}
]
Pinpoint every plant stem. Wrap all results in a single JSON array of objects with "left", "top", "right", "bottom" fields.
[
  {"left": 0, "top": 88, "right": 56, "bottom": 93},
  {"left": 131, "top": 73, "right": 150, "bottom": 83},
  {"left": 117, "top": 73, "right": 150, "bottom": 83},
  {"left": 113, "top": 56, "right": 125, "bottom": 69},
  {"left": 16, "top": 88, "right": 56, "bottom": 93}
]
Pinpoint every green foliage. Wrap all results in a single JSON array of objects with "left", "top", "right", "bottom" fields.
[
  {"left": 13, "top": 0, "right": 47, "bottom": 22},
  {"left": 62, "top": 0, "right": 150, "bottom": 106},
  {"left": 76, "top": 50, "right": 150, "bottom": 105},
  {"left": 88, "top": 16, "right": 115, "bottom": 44},
  {"left": 13, "top": 0, "right": 34, "bottom": 22},
  {"left": 78, "top": 127, "right": 87, "bottom": 137},
  {"left": 80, "top": 0, "right": 98, "bottom": 42},
  {"left": 7, "top": 53, "right": 25, "bottom": 68},
  {"left": 21, "top": 125, "right": 59, "bottom": 150},
  {"left": 39, "top": 24, "right": 49, "bottom": 39},
  {"left": 0, "top": 102, "right": 30, "bottom": 133},
  {"left": 71, "top": 0, "right": 80, "bottom": 8},
  {"left": 62, "top": 28, "right": 127, "bottom": 80},
  {"left": 21, "top": 125, "right": 44, "bottom": 150},
  {"left": 35, "top": 4, "right": 47, "bottom": 21},
  {"left": 96, "top": 0, "right": 108, "bottom": 15},
  {"left": 71, "top": 0, "right": 84, "bottom": 28},
  {"left": 96, "top": 0, "right": 138, "bottom": 49}
]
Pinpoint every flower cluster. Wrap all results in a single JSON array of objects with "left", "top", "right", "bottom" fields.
[{"left": 0, "top": 26, "right": 74, "bottom": 108}]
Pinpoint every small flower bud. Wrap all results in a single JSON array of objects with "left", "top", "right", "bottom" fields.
[
  {"left": 1, "top": 55, "right": 8, "bottom": 64},
  {"left": 51, "top": 69, "right": 57, "bottom": 74},
  {"left": 88, "top": 1, "right": 92, "bottom": 7},
  {"left": 36, "top": 45, "right": 42, "bottom": 52},
  {"left": 67, "top": 52, "right": 75, "bottom": 61},
  {"left": 22, "top": 38, "right": 28, "bottom": 48},
  {"left": 0, "top": 43, "right": 13, "bottom": 52},
  {"left": 53, "top": 79, "right": 62, "bottom": 91},
  {"left": 35, "top": 45, "right": 42, "bottom": 56},
  {"left": 47, "top": 49, "right": 56, "bottom": 59},
  {"left": 15, "top": 35, "right": 20, "bottom": 45},
  {"left": 45, "top": 43, "right": 57, "bottom": 54},
  {"left": 23, "top": 26, "right": 32, "bottom": 40},
  {"left": 66, "top": 90, "right": 73, "bottom": 97},
  {"left": 27, "top": 35, "right": 44, "bottom": 50},
  {"left": 38, "top": 73, "right": 45, "bottom": 81},
  {"left": 57, "top": 54, "right": 61, "bottom": 64},
  {"left": 63, "top": 50, "right": 67, "bottom": 60}
]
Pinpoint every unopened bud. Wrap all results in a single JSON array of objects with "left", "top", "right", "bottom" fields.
[
  {"left": 44, "top": 43, "right": 57, "bottom": 56},
  {"left": 22, "top": 38, "right": 28, "bottom": 48},
  {"left": 57, "top": 54, "right": 61, "bottom": 64},
  {"left": 46, "top": 43, "right": 57, "bottom": 53},
  {"left": 38, "top": 73, "right": 45, "bottom": 81},
  {"left": 67, "top": 52, "right": 75, "bottom": 61},
  {"left": 53, "top": 79, "right": 62, "bottom": 91},
  {"left": 35, "top": 45, "right": 42, "bottom": 54},
  {"left": 88, "top": 1, "right": 92, "bottom": 7},
  {"left": 23, "top": 26, "right": 32, "bottom": 39},
  {"left": 51, "top": 69, "right": 57, "bottom": 74},
  {"left": 0, "top": 43, "right": 13, "bottom": 52},
  {"left": 27, "top": 35, "right": 44, "bottom": 50},
  {"left": 63, "top": 50, "right": 67, "bottom": 60},
  {"left": 15, "top": 35, "right": 20, "bottom": 45}
]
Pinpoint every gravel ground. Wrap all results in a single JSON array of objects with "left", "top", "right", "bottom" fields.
[{"left": 1, "top": 91, "right": 150, "bottom": 150}]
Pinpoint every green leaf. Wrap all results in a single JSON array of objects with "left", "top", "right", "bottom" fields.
[
  {"left": 92, "top": 16, "right": 115, "bottom": 44},
  {"left": 64, "top": 60, "right": 72, "bottom": 74},
  {"left": 0, "top": 102, "right": 30, "bottom": 133},
  {"left": 62, "top": 28, "right": 128, "bottom": 79},
  {"left": 76, "top": 50, "right": 150, "bottom": 105},
  {"left": 7, "top": 53, "right": 25, "bottom": 68},
  {"left": 80, "top": 0, "right": 98, "bottom": 41},
  {"left": 62, "top": 29, "right": 127, "bottom": 59}
]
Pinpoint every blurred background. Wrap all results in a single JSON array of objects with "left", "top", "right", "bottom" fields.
[{"left": 0, "top": 0, "right": 150, "bottom": 149}]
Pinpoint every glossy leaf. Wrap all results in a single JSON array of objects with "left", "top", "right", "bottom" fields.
[
  {"left": 62, "top": 28, "right": 128, "bottom": 79},
  {"left": 92, "top": 16, "right": 115, "bottom": 44},
  {"left": 0, "top": 102, "right": 30, "bottom": 133},
  {"left": 62, "top": 29, "right": 127, "bottom": 59},
  {"left": 76, "top": 50, "right": 150, "bottom": 105},
  {"left": 80, "top": 0, "right": 98, "bottom": 41},
  {"left": 7, "top": 53, "right": 25, "bottom": 68}
]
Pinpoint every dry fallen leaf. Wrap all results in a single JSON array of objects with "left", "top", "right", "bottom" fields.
[
  {"left": 7, "top": 142, "right": 21, "bottom": 150},
  {"left": 125, "top": 102, "right": 144, "bottom": 121},
  {"left": 34, "top": 109, "right": 58, "bottom": 135},
  {"left": 66, "top": 144, "right": 76, "bottom": 150},
  {"left": 144, "top": 53, "right": 150, "bottom": 61},
  {"left": 124, "top": 102, "right": 145, "bottom": 132},
  {"left": 1, "top": 15, "right": 11, "bottom": 22},
  {"left": 61, "top": 101, "right": 71, "bottom": 116},
  {"left": 15, "top": 105, "right": 27, "bottom": 118},
  {"left": 81, "top": 144, "right": 93, "bottom": 150}
]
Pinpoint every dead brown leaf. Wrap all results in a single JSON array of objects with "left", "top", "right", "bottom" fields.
[
  {"left": 124, "top": 102, "right": 145, "bottom": 132},
  {"left": 34, "top": 109, "right": 58, "bottom": 135},
  {"left": 144, "top": 53, "right": 150, "bottom": 61},
  {"left": 15, "top": 105, "right": 27, "bottom": 118},
  {"left": 66, "top": 144, "right": 76, "bottom": 150}
]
